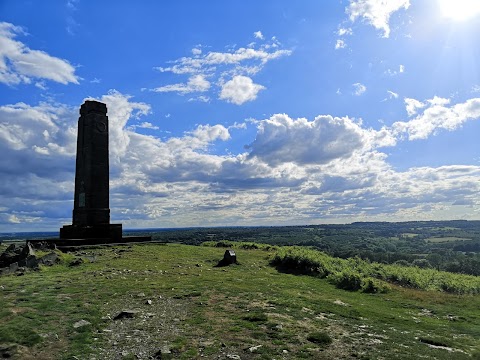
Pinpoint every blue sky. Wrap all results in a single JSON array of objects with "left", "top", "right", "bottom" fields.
[{"left": 1, "top": 0, "right": 480, "bottom": 231}]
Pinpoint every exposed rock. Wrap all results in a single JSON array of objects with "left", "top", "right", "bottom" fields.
[
  {"left": 69, "top": 258, "right": 84, "bottom": 267},
  {"left": 113, "top": 310, "right": 140, "bottom": 320},
  {"left": 153, "top": 345, "right": 171, "bottom": 359},
  {"left": 0, "top": 343, "right": 17, "bottom": 358},
  {"left": 18, "top": 255, "right": 39, "bottom": 269},
  {"left": 9, "top": 262, "right": 19, "bottom": 273},
  {"left": 445, "top": 314, "right": 460, "bottom": 321},
  {"left": 38, "top": 252, "right": 60, "bottom": 266},
  {"left": 226, "top": 355, "right": 241, "bottom": 360},
  {"left": 21, "top": 243, "right": 36, "bottom": 258},
  {"left": 29, "top": 241, "right": 57, "bottom": 251},
  {"left": 0, "top": 244, "right": 19, "bottom": 266},
  {"left": 0, "top": 243, "right": 47, "bottom": 275},
  {"left": 247, "top": 344, "right": 263, "bottom": 353},
  {"left": 333, "top": 299, "right": 349, "bottom": 307},
  {"left": 73, "top": 319, "right": 91, "bottom": 328},
  {"left": 216, "top": 249, "right": 238, "bottom": 267},
  {"left": 0, "top": 243, "right": 35, "bottom": 268}
]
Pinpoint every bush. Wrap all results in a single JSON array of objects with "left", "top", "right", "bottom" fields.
[
  {"left": 240, "top": 243, "right": 259, "bottom": 250},
  {"left": 215, "top": 241, "right": 233, "bottom": 248},
  {"left": 328, "top": 271, "right": 363, "bottom": 291},
  {"left": 202, "top": 241, "right": 278, "bottom": 251},
  {"left": 271, "top": 246, "right": 480, "bottom": 294},
  {"left": 361, "top": 277, "right": 391, "bottom": 293}
]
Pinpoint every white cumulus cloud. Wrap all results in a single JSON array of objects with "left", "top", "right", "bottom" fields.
[
  {"left": 152, "top": 36, "right": 291, "bottom": 104},
  {"left": 0, "top": 22, "right": 79, "bottom": 85},
  {"left": 152, "top": 74, "right": 210, "bottom": 94},
  {"left": 247, "top": 114, "right": 368, "bottom": 166},
  {"left": 347, "top": 0, "right": 410, "bottom": 38},
  {"left": 404, "top": 97, "right": 425, "bottom": 117},
  {"left": 219, "top": 75, "right": 265, "bottom": 105},
  {"left": 1, "top": 92, "right": 480, "bottom": 229},
  {"left": 253, "top": 31, "right": 264, "bottom": 40},
  {"left": 393, "top": 97, "right": 480, "bottom": 140}
]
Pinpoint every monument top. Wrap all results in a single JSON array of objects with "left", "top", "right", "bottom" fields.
[{"left": 80, "top": 100, "right": 107, "bottom": 115}]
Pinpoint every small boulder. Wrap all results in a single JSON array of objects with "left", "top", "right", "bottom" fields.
[
  {"left": 226, "top": 355, "right": 241, "bottom": 360},
  {"left": 9, "top": 262, "right": 19, "bottom": 273},
  {"left": 113, "top": 309, "right": 139, "bottom": 320},
  {"left": 153, "top": 347, "right": 171, "bottom": 359},
  {"left": 0, "top": 343, "right": 17, "bottom": 358},
  {"left": 0, "top": 244, "right": 29, "bottom": 268},
  {"left": 39, "top": 252, "right": 59, "bottom": 266},
  {"left": 224, "top": 250, "right": 236, "bottom": 264},
  {"left": 73, "top": 319, "right": 91, "bottom": 328},
  {"left": 69, "top": 258, "right": 84, "bottom": 267},
  {"left": 21, "top": 243, "right": 36, "bottom": 258},
  {"left": 215, "top": 249, "right": 238, "bottom": 267},
  {"left": 29, "top": 241, "right": 57, "bottom": 251},
  {"left": 248, "top": 344, "right": 263, "bottom": 353},
  {"left": 18, "top": 255, "right": 39, "bottom": 269}
]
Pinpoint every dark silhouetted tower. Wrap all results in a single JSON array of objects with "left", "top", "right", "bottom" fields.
[{"left": 60, "top": 100, "right": 122, "bottom": 241}]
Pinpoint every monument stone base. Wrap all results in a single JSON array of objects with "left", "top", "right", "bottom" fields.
[{"left": 60, "top": 223, "right": 123, "bottom": 242}]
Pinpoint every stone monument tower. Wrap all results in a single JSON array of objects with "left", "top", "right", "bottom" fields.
[{"left": 60, "top": 100, "right": 122, "bottom": 241}]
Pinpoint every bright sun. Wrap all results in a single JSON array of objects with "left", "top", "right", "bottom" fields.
[{"left": 438, "top": 0, "right": 480, "bottom": 21}]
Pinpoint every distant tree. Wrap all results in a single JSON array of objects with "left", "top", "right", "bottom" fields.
[
  {"left": 426, "top": 253, "right": 442, "bottom": 270},
  {"left": 412, "top": 259, "right": 432, "bottom": 269}
]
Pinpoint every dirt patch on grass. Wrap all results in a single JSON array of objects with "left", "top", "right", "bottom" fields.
[{"left": 95, "top": 294, "right": 189, "bottom": 360}]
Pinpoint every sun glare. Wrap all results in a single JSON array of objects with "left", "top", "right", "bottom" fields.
[{"left": 438, "top": 0, "right": 480, "bottom": 21}]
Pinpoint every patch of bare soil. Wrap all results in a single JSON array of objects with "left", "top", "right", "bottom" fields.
[{"left": 94, "top": 293, "right": 188, "bottom": 360}]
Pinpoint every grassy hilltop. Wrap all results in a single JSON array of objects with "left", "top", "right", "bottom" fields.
[{"left": 0, "top": 242, "right": 479, "bottom": 359}]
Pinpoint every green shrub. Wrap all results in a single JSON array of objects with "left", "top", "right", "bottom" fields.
[
  {"left": 271, "top": 246, "right": 480, "bottom": 294},
  {"left": 328, "top": 271, "right": 363, "bottom": 291},
  {"left": 202, "top": 241, "right": 278, "bottom": 251},
  {"left": 361, "top": 277, "right": 391, "bottom": 293},
  {"left": 215, "top": 241, "right": 234, "bottom": 248}
]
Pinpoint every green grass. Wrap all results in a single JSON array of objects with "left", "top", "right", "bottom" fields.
[{"left": 0, "top": 243, "right": 478, "bottom": 359}]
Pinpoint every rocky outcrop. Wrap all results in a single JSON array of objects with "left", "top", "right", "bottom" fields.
[
  {"left": 0, "top": 243, "right": 60, "bottom": 276},
  {"left": 0, "top": 243, "right": 35, "bottom": 268}
]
